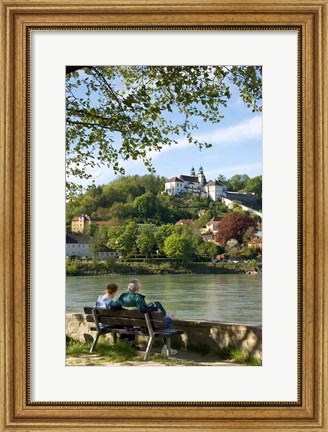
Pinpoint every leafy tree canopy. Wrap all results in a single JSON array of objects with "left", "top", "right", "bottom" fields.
[
  {"left": 228, "top": 174, "right": 250, "bottom": 192},
  {"left": 136, "top": 225, "right": 156, "bottom": 257},
  {"left": 215, "top": 212, "right": 257, "bottom": 245},
  {"left": 163, "top": 233, "right": 193, "bottom": 261},
  {"left": 244, "top": 175, "right": 262, "bottom": 200},
  {"left": 107, "top": 221, "right": 138, "bottom": 258},
  {"left": 66, "top": 66, "right": 262, "bottom": 193}
]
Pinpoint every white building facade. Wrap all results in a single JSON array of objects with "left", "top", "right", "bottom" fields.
[
  {"left": 164, "top": 167, "right": 227, "bottom": 201},
  {"left": 66, "top": 233, "right": 121, "bottom": 259}
]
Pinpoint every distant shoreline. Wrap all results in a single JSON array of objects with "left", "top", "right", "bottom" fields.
[{"left": 66, "top": 260, "right": 262, "bottom": 277}]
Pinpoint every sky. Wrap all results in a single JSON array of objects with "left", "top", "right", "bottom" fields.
[{"left": 67, "top": 72, "right": 262, "bottom": 188}]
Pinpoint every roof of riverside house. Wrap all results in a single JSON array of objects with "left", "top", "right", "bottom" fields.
[
  {"left": 72, "top": 214, "right": 93, "bottom": 222},
  {"left": 166, "top": 176, "right": 183, "bottom": 182},
  {"left": 207, "top": 216, "right": 222, "bottom": 223},
  {"left": 66, "top": 233, "right": 92, "bottom": 244},
  {"left": 176, "top": 219, "right": 193, "bottom": 225},
  {"left": 179, "top": 175, "right": 199, "bottom": 183},
  {"left": 95, "top": 221, "right": 111, "bottom": 226}
]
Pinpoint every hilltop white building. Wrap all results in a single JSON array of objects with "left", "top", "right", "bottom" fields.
[{"left": 164, "top": 167, "right": 227, "bottom": 201}]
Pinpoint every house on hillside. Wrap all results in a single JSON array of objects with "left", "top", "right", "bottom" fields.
[
  {"left": 247, "top": 231, "right": 262, "bottom": 251},
  {"left": 66, "top": 233, "right": 91, "bottom": 257},
  {"left": 72, "top": 216, "right": 113, "bottom": 234},
  {"left": 203, "top": 180, "right": 227, "bottom": 201},
  {"left": 176, "top": 219, "right": 199, "bottom": 234},
  {"left": 176, "top": 219, "right": 193, "bottom": 226},
  {"left": 71, "top": 214, "right": 93, "bottom": 233},
  {"left": 205, "top": 216, "right": 222, "bottom": 234},
  {"left": 66, "top": 233, "right": 121, "bottom": 260}
]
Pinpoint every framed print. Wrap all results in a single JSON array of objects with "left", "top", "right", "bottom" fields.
[{"left": 0, "top": 0, "right": 327, "bottom": 431}]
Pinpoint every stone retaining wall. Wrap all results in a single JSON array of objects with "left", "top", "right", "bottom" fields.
[{"left": 66, "top": 314, "right": 262, "bottom": 359}]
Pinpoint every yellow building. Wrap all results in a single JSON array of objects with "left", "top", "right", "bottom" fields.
[{"left": 71, "top": 214, "right": 93, "bottom": 234}]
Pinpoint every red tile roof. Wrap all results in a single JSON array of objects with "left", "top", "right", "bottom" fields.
[{"left": 176, "top": 219, "right": 193, "bottom": 225}]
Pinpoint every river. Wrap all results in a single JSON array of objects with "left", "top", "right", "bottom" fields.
[{"left": 66, "top": 274, "right": 262, "bottom": 325}]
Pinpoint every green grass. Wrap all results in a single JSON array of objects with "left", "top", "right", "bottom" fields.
[
  {"left": 217, "top": 346, "right": 262, "bottom": 366},
  {"left": 66, "top": 336, "right": 262, "bottom": 366},
  {"left": 66, "top": 336, "right": 91, "bottom": 356},
  {"left": 66, "top": 336, "right": 140, "bottom": 363}
]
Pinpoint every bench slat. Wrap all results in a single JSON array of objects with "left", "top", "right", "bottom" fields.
[
  {"left": 89, "top": 326, "right": 183, "bottom": 337},
  {"left": 86, "top": 314, "right": 166, "bottom": 329},
  {"left": 97, "top": 308, "right": 165, "bottom": 320},
  {"left": 84, "top": 305, "right": 182, "bottom": 360},
  {"left": 84, "top": 306, "right": 165, "bottom": 320}
]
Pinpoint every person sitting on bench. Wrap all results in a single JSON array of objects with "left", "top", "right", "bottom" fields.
[
  {"left": 96, "top": 283, "right": 118, "bottom": 309},
  {"left": 116, "top": 279, "right": 178, "bottom": 355},
  {"left": 95, "top": 282, "right": 136, "bottom": 347}
]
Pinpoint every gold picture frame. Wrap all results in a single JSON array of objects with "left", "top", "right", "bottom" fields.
[{"left": 0, "top": 0, "right": 327, "bottom": 430}]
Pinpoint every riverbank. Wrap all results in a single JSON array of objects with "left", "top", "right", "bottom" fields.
[{"left": 66, "top": 259, "right": 262, "bottom": 276}]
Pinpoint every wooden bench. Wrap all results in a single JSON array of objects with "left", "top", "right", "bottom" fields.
[{"left": 84, "top": 306, "right": 184, "bottom": 360}]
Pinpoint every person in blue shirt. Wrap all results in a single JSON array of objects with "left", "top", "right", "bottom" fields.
[
  {"left": 95, "top": 282, "right": 137, "bottom": 347},
  {"left": 95, "top": 283, "right": 118, "bottom": 308}
]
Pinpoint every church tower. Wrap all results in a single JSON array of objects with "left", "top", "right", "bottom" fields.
[
  {"left": 197, "top": 166, "right": 206, "bottom": 186},
  {"left": 190, "top": 167, "right": 195, "bottom": 176}
]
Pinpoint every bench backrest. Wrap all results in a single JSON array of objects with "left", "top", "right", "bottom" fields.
[{"left": 84, "top": 306, "right": 166, "bottom": 330}]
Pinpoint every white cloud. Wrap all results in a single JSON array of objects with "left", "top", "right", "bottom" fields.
[
  {"left": 146, "top": 138, "right": 190, "bottom": 160},
  {"left": 146, "top": 115, "right": 262, "bottom": 161},
  {"left": 205, "top": 161, "right": 262, "bottom": 179},
  {"left": 196, "top": 115, "right": 262, "bottom": 145}
]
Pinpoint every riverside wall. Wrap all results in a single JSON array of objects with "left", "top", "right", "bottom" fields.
[{"left": 66, "top": 314, "right": 262, "bottom": 359}]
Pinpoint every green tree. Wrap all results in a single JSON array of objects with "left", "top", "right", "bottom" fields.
[
  {"left": 216, "top": 174, "right": 228, "bottom": 186},
  {"left": 107, "top": 222, "right": 138, "bottom": 259},
  {"left": 66, "top": 66, "right": 262, "bottom": 193},
  {"left": 108, "top": 202, "right": 137, "bottom": 221},
  {"left": 225, "top": 239, "right": 242, "bottom": 259},
  {"left": 229, "top": 174, "right": 250, "bottom": 192},
  {"left": 215, "top": 201, "right": 229, "bottom": 216},
  {"left": 133, "top": 192, "right": 157, "bottom": 221},
  {"left": 197, "top": 210, "right": 214, "bottom": 227},
  {"left": 173, "top": 223, "right": 193, "bottom": 236},
  {"left": 107, "top": 225, "right": 124, "bottom": 248},
  {"left": 90, "top": 226, "right": 108, "bottom": 253},
  {"left": 86, "top": 222, "right": 97, "bottom": 236},
  {"left": 197, "top": 242, "right": 218, "bottom": 260},
  {"left": 136, "top": 225, "right": 156, "bottom": 257},
  {"left": 244, "top": 175, "right": 262, "bottom": 201},
  {"left": 163, "top": 233, "right": 193, "bottom": 261},
  {"left": 154, "top": 224, "right": 175, "bottom": 252}
]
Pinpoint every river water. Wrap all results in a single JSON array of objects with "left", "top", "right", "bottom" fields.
[{"left": 66, "top": 274, "right": 262, "bottom": 325}]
